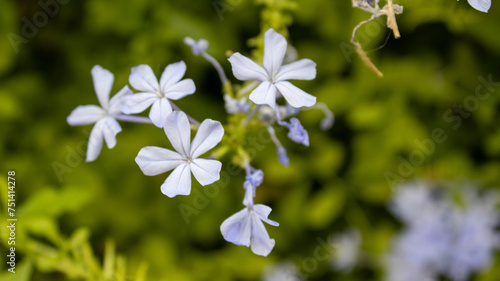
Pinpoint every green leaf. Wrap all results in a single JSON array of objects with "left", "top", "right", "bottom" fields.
[
  {"left": 304, "top": 183, "right": 345, "bottom": 229},
  {"left": 18, "top": 185, "right": 93, "bottom": 219}
]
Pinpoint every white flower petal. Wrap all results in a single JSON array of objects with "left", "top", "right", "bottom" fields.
[
  {"left": 467, "top": 0, "right": 491, "bottom": 12},
  {"left": 250, "top": 213, "right": 276, "bottom": 256},
  {"left": 160, "top": 61, "right": 187, "bottom": 92},
  {"left": 86, "top": 119, "right": 105, "bottom": 162},
  {"left": 149, "top": 98, "right": 173, "bottom": 128},
  {"left": 228, "top": 53, "right": 268, "bottom": 81},
  {"left": 190, "top": 119, "right": 224, "bottom": 158},
  {"left": 129, "top": 64, "right": 160, "bottom": 93},
  {"left": 135, "top": 146, "right": 184, "bottom": 176},
  {"left": 122, "top": 92, "right": 159, "bottom": 114},
  {"left": 190, "top": 159, "right": 221, "bottom": 186},
  {"left": 67, "top": 105, "right": 106, "bottom": 126},
  {"left": 164, "top": 111, "right": 191, "bottom": 156},
  {"left": 220, "top": 208, "right": 252, "bottom": 246},
  {"left": 164, "top": 79, "right": 196, "bottom": 100},
  {"left": 263, "top": 28, "right": 288, "bottom": 80},
  {"left": 249, "top": 81, "right": 277, "bottom": 109},
  {"left": 161, "top": 163, "right": 192, "bottom": 197},
  {"left": 275, "top": 81, "right": 316, "bottom": 108},
  {"left": 91, "top": 65, "right": 114, "bottom": 110},
  {"left": 102, "top": 117, "right": 121, "bottom": 149},
  {"left": 108, "top": 86, "right": 133, "bottom": 116},
  {"left": 254, "top": 204, "right": 279, "bottom": 227},
  {"left": 276, "top": 59, "right": 317, "bottom": 81}
]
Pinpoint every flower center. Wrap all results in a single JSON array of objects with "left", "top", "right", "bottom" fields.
[
  {"left": 184, "top": 156, "right": 193, "bottom": 164},
  {"left": 156, "top": 90, "right": 164, "bottom": 98},
  {"left": 269, "top": 74, "right": 277, "bottom": 84}
]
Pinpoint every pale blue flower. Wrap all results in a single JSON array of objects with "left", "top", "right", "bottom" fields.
[
  {"left": 183, "top": 37, "right": 208, "bottom": 56},
  {"left": 285, "top": 118, "right": 309, "bottom": 146},
  {"left": 444, "top": 189, "right": 500, "bottom": 281},
  {"left": 135, "top": 111, "right": 223, "bottom": 198},
  {"left": 278, "top": 104, "right": 300, "bottom": 119},
  {"left": 220, "top": 170, "right": 279, "bottom": 257},
  {"left": 267, "top": 126, "right": 289, "bottom": 167},
  {"left": 220, "top": 203, "right": 279, "bottom": 256},
  {"left": 386, "top": 182, "right": 500, "bottom": 281},
  {"left": 122, "top": 62, "right": 195, "bottom": 128},
  {"left": 246, "top": 168, "right": 264, "bottom": 188},
  {"left": 277, "top": 147, "right": 289, "bottom": 167},
  {"left": 389, "top": 182, "right": 443, "bottom": 225},
  {"left": 228, "top": 28, "right": 317, "bottom": 110},
  {"left": 67, "top": 65, "right": 132, "bottom": 162},
  {"left": 224, "top": 94, "right": 251, "bottom": 114}
]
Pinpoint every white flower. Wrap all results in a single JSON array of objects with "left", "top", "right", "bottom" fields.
[
  {"left": 135, "top": 111, "right": 223, "bottom": 198},
  {"left": 261, "top": 261, "right": 304, "bottom": 281},
  {"left": 466, "top": 0, "right": 491, "bottom": 13},
  {"left": 220, "top": 179, "right": 279, "bottom": 256},
  {"left": 329, "top": 229, "right": 362, "bottom": 273},
  {"left": 228, "top": 28, "right": 317, "bottom": 110},
  {"left": 67, "top": 65, "right": 132, "bottom": 162},
  {"left": 122, "top": 62, "right": 195, "bottom": 128}
]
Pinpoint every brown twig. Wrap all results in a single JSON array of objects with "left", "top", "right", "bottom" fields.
[
  {"left": 386, "top": 0, "right": 401, "bottom": 39},
  {"left": 355, "top": 42, "right": 383, "bottom": 78}
]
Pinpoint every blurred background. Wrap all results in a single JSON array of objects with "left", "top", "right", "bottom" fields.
[{"left": 1, "top": 0, "right": 500, "bottom": 280}]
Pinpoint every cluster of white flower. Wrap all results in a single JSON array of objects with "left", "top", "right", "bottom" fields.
[
  {"left": 67, "top": 28, "right": 332, "bottom": 256},
  {"left": 386, "top": 182, "right": 500, "bottom": 281}
]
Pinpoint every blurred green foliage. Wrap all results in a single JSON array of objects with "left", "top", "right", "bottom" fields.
[{"left": 1, "top": 0, "right": 500, "bottom": 280}]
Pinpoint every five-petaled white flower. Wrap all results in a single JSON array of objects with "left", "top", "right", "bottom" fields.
[
  {"left": 67, "top": 65, "right": 132, "bottom": 162},
  {"left": 122, "top": 61, "right": 195, "bottom": 128},
  {"left": 228, "top": 28, "right": 317, "bottom": 110},
  {"left": 135, "top": 111, "right": 223, "bottom": 198},
  {"left": 220, "top": 173, "right": 279, "bottom": 256}
]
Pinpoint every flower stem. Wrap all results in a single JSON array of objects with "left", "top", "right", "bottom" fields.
[
  {"left": 239, "top": 81, "right": 259, "bottom": 96},
  {"left": 116, "top": 115, "right": 153, "bottom": 124},
  {"left": 169, "top": 101, "right": 201, "bottom": 126},
  {"left": 350, "top": 16, "right": 375, "bottom": 45},
  {"left": 201, "top": 52, "right": 228, "bottom": 85},
  {"left": 311, "top": 102, "right": 334, "bottom": 130},
  {"left": 245, "top": 104, "right": 262, "bottom": 125}
]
